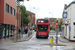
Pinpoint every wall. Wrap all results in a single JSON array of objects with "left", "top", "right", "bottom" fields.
[
  {"left": 0, "top": 0, "right": 4, "bottom": 23},
  {"left": 19, "top": 10, "right": 21, "bottom": 29},
  {"left": 70, "top": 4, "right": 75, "bottom": 40},
  {"left": 3, "top": 0, "right": 21, "bottom": 34},
  {"left": 4, "top": 0, "right": 17, "bottom": 25},
  {"left": 32, "top": 14, "right": 35, "bottom": 25}
]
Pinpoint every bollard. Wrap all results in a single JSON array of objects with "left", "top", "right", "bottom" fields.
[
  {"left": 52, "top": 36, "right": 53, "bottom": 43},
  {"left": 49, "top": 36, "right": 52, "bottom": 43}
]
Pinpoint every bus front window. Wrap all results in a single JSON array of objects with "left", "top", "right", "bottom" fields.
[{"left": 38, "top": 25, "right": 48, "bottom": 32}]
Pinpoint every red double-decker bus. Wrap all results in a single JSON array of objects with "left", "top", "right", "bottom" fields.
[{"left": 36, "top": 19, "right": 49, "bottom": 39}]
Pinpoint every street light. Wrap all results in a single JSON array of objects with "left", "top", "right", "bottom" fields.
[
  {"left": 16, "top": 0, "right": 29, "bottom": 39},
  {"left": 49, "top": 12, "right": 53, "bottom": 20},
  {"left": 20, "top": 2, "right": 24, "bottom": 38},
  {"left": 49, "top": 12, "right": 53, "bottom": 30},
  {"left": 16, "top": 0, "right": 20, "bottom": 39}
]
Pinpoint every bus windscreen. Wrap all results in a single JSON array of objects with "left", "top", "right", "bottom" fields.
[{"left": 38, "top": 25, "right": 48, "bottom": 32}]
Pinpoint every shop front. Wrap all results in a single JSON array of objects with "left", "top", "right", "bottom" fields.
[{"left": 0, "top": 23, "right": 15, "bottom": 39}]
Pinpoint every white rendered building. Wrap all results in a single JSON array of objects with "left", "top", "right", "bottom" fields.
[{"left": 62, "top": 1, "right": 75, "bottom": 41}]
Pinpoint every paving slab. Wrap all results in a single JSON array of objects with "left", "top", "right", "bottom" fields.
[{"left": 0, "top": 30, "right": 34, "bottom": 44}]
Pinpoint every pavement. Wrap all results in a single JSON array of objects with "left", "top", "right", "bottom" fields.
[
  {"left": 58, "top": 31, "right": 75, "bottom": 45},
  {"left": 0, "top": 30, "right": 34, "bottom": 44},
  {"left": 47, "top": 36, "right": 75, "bottom": 46},
  {"left": 49, "top": 31, "right": 75, "bottom": 46},
  {"left": 58, "top": 36, "right": 75, "bottom": 46}
]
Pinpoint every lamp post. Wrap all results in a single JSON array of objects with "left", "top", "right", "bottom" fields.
[
  {"left": 49, "top": 12, "right": 53, "bottom": 21},
  {"left": 49, "top": 12, "right": 53, "bottom": 30},
  {"left": 16, "top": 0, "right": 20, "bottom": 39},
  {"left": 16, "top": 0, "right": 29, "bottom": 39},
  {"left": 21, "top": 2, "right": 24, "bottom": 37}
]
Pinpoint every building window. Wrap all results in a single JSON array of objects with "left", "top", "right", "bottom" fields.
[
  {"left": 10, "top": 7, "right": 12, "bottom": 14},
  {"left": 63, "top": 12, "right": 67, "bottom": 18},
  {"left": 13, "top": 9, "right": 15, "bottom": 16},
  {"left": 6, "top": 4, "right": 9, "bottom": 13}
]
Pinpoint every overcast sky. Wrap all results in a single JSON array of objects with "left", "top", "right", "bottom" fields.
[{"left": 21, "top": 0, "right": 74, "bottom": 18}]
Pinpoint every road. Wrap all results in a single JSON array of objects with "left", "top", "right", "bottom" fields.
[{"left": 0, "top": 31, "right": 75, "bottom": 50}]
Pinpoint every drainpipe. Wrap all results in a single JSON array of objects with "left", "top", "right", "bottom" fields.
[{"left": 69, "top": 26, "right": 71, "bottom": 40}]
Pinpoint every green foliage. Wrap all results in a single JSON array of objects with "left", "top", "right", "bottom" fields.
[
  {"left": 49, "top": 18, "right": 57, "bottom": 21},
  {"left": 54, "top": 22, "right": 56, "bottom": 27},
  {"left": 20, "top": 5, "right": 30, "bottom": 26},
  {"left": 59, "top": 19, "right": 62, "bottom": 31},
  {"left": 23, "top": 17, "right": 30, "bottom": 25}
]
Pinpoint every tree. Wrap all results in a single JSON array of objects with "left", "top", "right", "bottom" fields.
[
  {"left": 23, "top": 17, "right": 30, "bottom": 25},
  {"left": 53, "top": 22, "right": 56, "bottom": 29},
  {"left": 59, "top": 19, "right": 62, "bottom": 31},
  {"left": 20, "top": 5, "right": 30, "bottom": 26}
]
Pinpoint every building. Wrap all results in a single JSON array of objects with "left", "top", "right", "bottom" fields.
[
  {"left": 62, "top": 1, "right": 75, "bottom": 41},
  {"left": 27, "top": 10, "right": 35, "bottom": 30},
  {"left": 49, "top": 18, "right": 57, "bottom": 30},
  {"left": 0, "top": 0, "right": 21, "bottom": 39}
]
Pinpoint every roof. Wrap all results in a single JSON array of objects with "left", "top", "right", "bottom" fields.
[
  {"left": 65, "top": 1, "right": 75, "bottom": 10},
  {"left": 26, "top": 10, "right": 35, "bottom": 15}
]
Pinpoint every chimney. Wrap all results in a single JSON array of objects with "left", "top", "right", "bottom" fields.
[{"left": 64, "top": 4, "right": 67, "bottom": 9}]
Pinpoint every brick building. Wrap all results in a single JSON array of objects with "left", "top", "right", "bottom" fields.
[
  {"left": 0, "top": 0, "right": 21, "bottom": 39},
  {"left": 27, "top": 11, "right": 35, "bottom": 30},
  {"left": 49, "top": 18, "right": 57, "bottom": 30}
]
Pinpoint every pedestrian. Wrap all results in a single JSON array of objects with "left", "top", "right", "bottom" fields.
[
  {"left": 26, "top": 28, "right": 28, "bottom": 34},
  {"left": 24, "top": 28, "right": 26, "bottom": 34},
  {"left": 18, "top": 29, "right": 21, "bottom": 35},
  {"left": 24, "top": 26, "right": 28, "bottom": 34}
]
